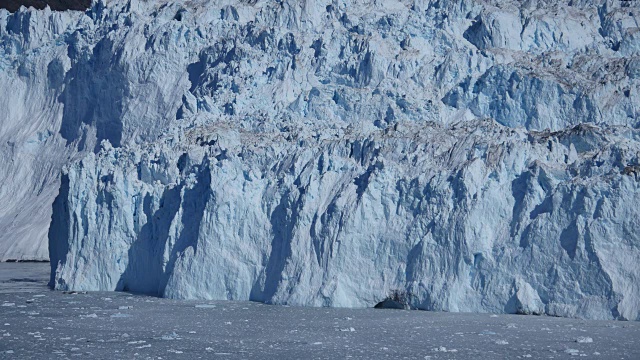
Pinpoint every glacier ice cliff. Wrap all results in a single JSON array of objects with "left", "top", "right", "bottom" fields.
[
  {"left": 50, "top": 121, "right": 640, "bottom": 320},
  {"left": 1, "top": 0, "right": 639, "bottom": 319}
]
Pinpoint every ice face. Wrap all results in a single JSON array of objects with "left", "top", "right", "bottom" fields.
[
  {"left": 49, "top": 120, "right": 640, "bottom": 320},
  {"left": 1, "top": 0, "right": 639, "bottom": 319}
]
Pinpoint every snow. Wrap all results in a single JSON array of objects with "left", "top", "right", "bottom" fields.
[{"left": 0, "top": 1, "right": 638, "bottom": 320}]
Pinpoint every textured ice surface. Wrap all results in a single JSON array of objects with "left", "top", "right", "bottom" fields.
[
  {"left": 50, "top": 120, "right": 640, "bottom": 320},
  {"left": 2, "top": 263, "right": 640, "bottom": 359},
  {"left": 0, "top": 1, "right": 639, "bottom": 319}
]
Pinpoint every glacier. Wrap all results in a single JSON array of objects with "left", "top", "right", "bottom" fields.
[{"left": 0, "top": 0, "right": 639, "bottom": 319}]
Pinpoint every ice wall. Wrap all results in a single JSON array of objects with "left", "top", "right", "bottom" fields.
[{"left": 50, "top": 121, "right": 640, "bottom": 320}]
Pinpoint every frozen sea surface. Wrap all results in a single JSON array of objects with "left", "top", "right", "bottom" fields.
[{"left": 1, "top": 263, "right": 639, "bottom": 359}]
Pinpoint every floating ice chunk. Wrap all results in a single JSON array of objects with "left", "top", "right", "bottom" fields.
[
  {"left": 338, "top": 327, "right": 355, "bottom": 332},
  {"left": 161, "top": 332, "right": 180, "bottom": 340},
  {"left": 565, "top": 349, "right": 580, "bottom": 355},
  {"left": 433, "top": 346, "right": 458, "bottom": 352},
  {"left": 110, "top": 313, "right": 130, "bottom": 318},
  {"left": 575, "top": 337, "right": 593, "bottom": 343}
]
